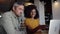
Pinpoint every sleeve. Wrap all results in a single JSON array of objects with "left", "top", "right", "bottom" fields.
[
  {"left": 24, "top": 19, "right": 29, "bottom": 27},
  {"left": 2, "top": 13, "right": 16, "bottom": 34}
]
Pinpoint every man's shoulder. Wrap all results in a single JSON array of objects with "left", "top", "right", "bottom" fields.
[
  {"left": 1, "top": 11, "right": 13, "bottom": 18},
  {"left": 2, "top": 11, "right": 12, "bottom": 16},
  {"left": 4, "top": 11, "right": 12, "bottom": 14}
]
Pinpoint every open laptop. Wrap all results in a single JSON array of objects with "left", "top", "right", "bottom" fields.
[{"left": 49, "top": 20, "right": 60, "bottom": 34}]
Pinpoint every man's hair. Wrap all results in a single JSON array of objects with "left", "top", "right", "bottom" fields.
[
  {"left": 12, "top": 2, "right": 24, "bottom": 10},
  {"left": 13, "top": 2, "right": 24, "bottom": 7}
]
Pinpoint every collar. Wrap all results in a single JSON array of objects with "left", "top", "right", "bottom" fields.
[{"left": 10, "top": 10, "right": 18, "bottom": 19}]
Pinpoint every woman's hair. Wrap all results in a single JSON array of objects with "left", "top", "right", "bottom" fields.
[{"left": 24, "top": 5, "right": 39, "bottom": 19}]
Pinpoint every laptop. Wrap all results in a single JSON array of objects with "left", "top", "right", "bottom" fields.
[{"left": 49, "top": 20, "right": 60, "bottom": 34}]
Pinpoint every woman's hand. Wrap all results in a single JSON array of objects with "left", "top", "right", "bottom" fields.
[
  {"left": 34, "top": 29, "right": 42, "bottom": 34},
  {"left": 36, "top": 29, "right": 41, "bottom": 32}
]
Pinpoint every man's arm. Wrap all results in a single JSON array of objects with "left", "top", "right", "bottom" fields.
[{"left": 2, "top": 13, "right": 16, "bottom": 34}]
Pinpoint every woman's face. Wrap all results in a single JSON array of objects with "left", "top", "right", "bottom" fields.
[{"left": 30, "top": 9, "right": 36, "bottom": 18}]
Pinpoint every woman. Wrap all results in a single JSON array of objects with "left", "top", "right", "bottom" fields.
[{"left": 24, "top": 5, "right": 41, "bottom": 34}]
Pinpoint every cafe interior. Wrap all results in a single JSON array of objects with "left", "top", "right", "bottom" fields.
[{"left": 0, "top": 0, "right": 60, "bottom": 34}]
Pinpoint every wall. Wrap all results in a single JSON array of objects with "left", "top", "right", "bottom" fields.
[{"left": 52, "top": 0, "right": 60, "bottom": 19}]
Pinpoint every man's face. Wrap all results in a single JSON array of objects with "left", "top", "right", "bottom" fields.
[{"left": 14, "top": 5, "right": 24, "bottom": 17}]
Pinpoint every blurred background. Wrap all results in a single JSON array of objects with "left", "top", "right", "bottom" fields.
[{"left": 0, "top": 0, "right": 60, "bottom": 34}]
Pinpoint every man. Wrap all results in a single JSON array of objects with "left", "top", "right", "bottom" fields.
[{"left": 1, "top": 2, "right": 25, "bottom": 34}]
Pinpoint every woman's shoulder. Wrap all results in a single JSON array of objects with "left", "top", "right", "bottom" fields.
[
  {"left": 25, "top": 18, "right": 31, "bottom": 21},
  {"left": 25, "top": 18, "right": 30, "bottom": 19},
  {"left": 25, "top": 18, "right": 40, "bottom": 21},
  {"left": 35, "top": 18, "right": 39, "bottom": 20},
  {"left": 25, "top": 18, "right": 39, "bottom": 20}
]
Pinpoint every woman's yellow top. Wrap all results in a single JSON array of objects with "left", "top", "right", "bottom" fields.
[{"left": 25, "top": 18, "right": 40, "bottom": 29}]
